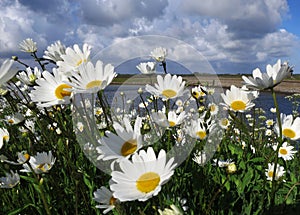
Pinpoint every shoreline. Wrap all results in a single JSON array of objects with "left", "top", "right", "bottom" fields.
[{"left": 111, "top": 74, "right": 300, "bottom": 94}]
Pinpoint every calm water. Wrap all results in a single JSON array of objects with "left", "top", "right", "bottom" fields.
[{"left": 103, "top": 85, "right": 298, "bottom": 116}]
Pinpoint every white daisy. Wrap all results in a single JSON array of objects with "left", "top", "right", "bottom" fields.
[
  {"left": 5, "top": 113, "right": 25, "bottom": 125},
  {"left": 158, "top": 204, "right": 183, "bottom": 215},
  {"left": 66, "top": 60, "right": 116, "bottom": 93},
  {"left": 152, "top": 110, "right": 186, "bottom": 128},
  {"left": 273, "top": 142, "right": 297, "bottom": 161},
  {"left": 97, "top": 116, "right": 143, "bottom": 161},
  {"left": 0, "top": 170, "right": 20, "bottom": 188},
  {"left": 208, "top": 103, "right": 219, "bottom": 116},
  {"left": 266, "top": 119, "right": 274, "bottom": 128},
  {"left": 21, "top": 151, "right": 56, "bottom": 174},
  {"left": 17, "top": 67, "right": 42, "bottom": 85},
  {"left": 57, "top": 43, "right": 91, "bottom": 74},
  {"left": 43, "top": 41, "right": 66, "bottom": 62},
  {"left": 145, "top": 74, "right": 186, "bottom": 100},
  {"left": 213, "top": 159, "right": 234, "bottom": 167},
  {"left": 186, "top": 118, "right": 213, "bottom": 140},
  {"left": 19, "top": 38, "right": 37, "bottom": 53},
  {"left": 29, "top": 69, "right": 72, "bottom": 107},
  {"left": 191, "top": 85, "right": 207, "bottom": 99},
  {"left": 221, "top": 85, "right": 256, "bottom": 112},
  {"left": 0, "top": 128, "right": 9, "bottom": 149},
  {"left": 93, "top": 186, "right": 118, "bottom": 214},
  {"left": 242, "top": 59, "right": 292, "bottom": 90},
  {"left": 0, "top": 59, "right": 17, "bottom": 86},
  {"left": 136, "top": 62, "right": 156, "bottom": 74},
  {"left": 150, "top": 47, "right": 167, "bottom": 62},
  {"left": 219, "top": 118, "right": 230, "bottom": 129},
  {"left": 275, "top": 113, "right": 300, "bottom": 140},
  {"left": 110, "top": 147, "right": 176, "bottom": 202},
  {"left": 265, "top": 163, "right": 285, "bottom": 181}
]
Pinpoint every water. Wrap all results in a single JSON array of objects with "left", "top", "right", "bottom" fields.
[{"left": 103, "top": 85, "right": 298, "bottom": 116}]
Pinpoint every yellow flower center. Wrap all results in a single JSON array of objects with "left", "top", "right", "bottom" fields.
[
  {"left": 76, "top": 59, "right": 87, "bottom": 66},
  {"left": 279, "top": 148, "right": 288, "bottom": 155},
  {"left": 221, "top": 119, "right": 229, "bottom": 126},
  {"left": 268, "top": 171, "right": 274, "bottom": 178},
  {"left": 282, "top": 128, "right": 296, "bottom": 139},
  {"left": 169, "top": 121, "right": 176, "bottom": 127},
  {"left": 196, "top": 130, "right": 207, "bottom": 139},
  {"left": 230, "top": 100, "right": 246, "bottom": 111},
  {"left": 162, "top": 89, "right": 177, "bottom": 98},
  {"left": 136, "top": 172, "right": 160, "bottom": 193},
  {"left": 192, "top": 91, "right": 200, "bottom": 99},
  {"left": 86, "top": 80, "right": 102, "bottom": 89},
  {"left": 3, "top": 135, "right": 9, "bottom": 142},
  {"left": 210, "top": 105, "right": 216, "bottom": 112},
  {"left": 55, "top": 84, "right": 72, "bottom": 99},
  {"left": 37, "top": 163, "right": 51, "bottom": 172},
  {"left": 8, "top": 119, "right": 14, "bottom": 124},
  {"left": 121, "top": 139, "right": 137, "bottom": 156},
  {"left": 24, "top": 153, "right": 30, "bottom": 161},
  {"left": 109, "top": 196, "right": 117, "bottom": 205}
]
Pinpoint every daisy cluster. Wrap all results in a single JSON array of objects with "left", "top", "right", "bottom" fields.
[{"left": 0, "top": 38, "right": 299, "bottom": 214}]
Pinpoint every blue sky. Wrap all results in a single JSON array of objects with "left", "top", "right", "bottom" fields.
[{"left": 0, "top": 0, "right": 299, "bottom": 74}]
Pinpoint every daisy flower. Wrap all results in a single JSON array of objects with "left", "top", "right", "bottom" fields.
[
  {"left": 21, "top": 151, "right": 56, "bottom": 174},
  {"left": 186, "top": 118, "right": 213, "bottom": 140},
  {"left": 110, "top": 147, "right": 176, "bottom": 202},
  {"left": 43, "top": 41, "right": 66, "bottom": 62},
  {"left": 265, "top": 163, "right": 285, "bottom": 181},
  {"left": 0, "top": 128, "right": 9, "bottom": 149},
  {"left": 219, "top": 118, "right": 230, "bottom": 129},
  {"left": 221, "top": 85, "right": 256, "bottom": 112},
  {"left": 19, "top": 38, "right": 37, "bottom": 53},
  {"left": 158, "top": 204, "right": 183, "bottom": 215},
  {"left": 150, "top": 47, "right": 167, "bottom": 62},
  {"left": 17, "top": 67, "right": 42, "bottom": 85},
  {"left": 65, "top": 60, "right": 116, "bottom": 93},
  {"left": 275, "top": 113, "right": 300, "bottom": 140},
  {"left": 273, "top": 142, "right": 297, "bottom": 161},
  {"left": 152, "top": 110, "right": 186, "bottom": 128},
  {"left": 145, "top": 74, "right": 186, "bottom": 100},
  {"left": 242, "top": 59, "right": 292, "bottom": 90},
  {"left": 0, "top": 59, "right": 17, "bottom": 86},
  {"left": 5, "top": 113, "right": 25, "bottom": 125},
  {"left": 265, "top": 119, "right": 274, "bottom": 128},
  {"left": 208, "top": 103, "right": 219, "bottom": 116},
  {"left": 29, "top": 69, "right": 72, "bottom": 107},
  {"left": 191, "top": 85, "right": 207, "bottom": 99},
  {"left": 0, "top": 170, "right": 20, "bottom": 188},
  {"left": 97, "top": 116, "right": 143, "bottom": 161},
  {"left": 93, "top": 186, "right": 118, "bottom": 214},
  {"left": 136, "top": 62, "right": 156, "bottom": 74},
  {"left": 57, "top": 43, "right": 91, "bottom": 74},
  {"left": 192, "top": 150, "right": 207, "bottom": 166}
]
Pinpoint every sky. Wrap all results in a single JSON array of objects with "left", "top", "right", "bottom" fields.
[{"left": 0, "top": 0, "right": 299, "bottom": 74}]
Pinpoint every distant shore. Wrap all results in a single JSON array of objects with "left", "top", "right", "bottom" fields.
[{"left": 112, "top": 74, "right": 300, "bottom": 94}]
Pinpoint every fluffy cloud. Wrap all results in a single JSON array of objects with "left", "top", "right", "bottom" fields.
[{"left": 0, "top": 0, "right": 298, "bottom": 74}]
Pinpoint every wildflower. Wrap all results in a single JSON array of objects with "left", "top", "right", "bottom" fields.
[
  {"left": 270, "top": 108, "right": 276, "bottom": 113},
  {"left": 29, "top": 69, "right": 72, "bottom": 107},
  {"left": 43, "top": 41, "right": 66, "bottom": 62},
  {"left": 0, "top": 171, "right": 20, "bottom": 188},
  {"left": 146, "top": 74, "right": 187, "bottom": 100},
  {"left": 152, "top": 110, "right": 186, "bottom": 128},
  {"left": 65, "top": 61, "right": 116, "bottom": 93},
  {"left": 0, "top": 128, "right": 9, "bottom": 149},
  {"left": 17, "top": 67, "right": 42, "bottom": 85},
  {"left": 242, "top": 59, "right": 292, "bottom": 90},
  {"left": 192, "top": 150, "right": 207, "bottom": 166},
  {"left": 275, "top": 114, "right": 300, "bottom": 140},
  {"left": 57, "top": 43, "right": 91, "bottom": 74},
  {"left": 265, "top": 129, "right": 272, "bottom": 136},
  {"left": 5, "top": 113, "right": 25, "bottom": 125},
  {"left": 21, "top": 151, "right": 56, "bottom": 174},
  {"left": 219, "top": 118, "right": 230, "bottom": 129},
  {"left": 186, "top": 118, "right": 213, "bottom": 140},
  {"left": 266, "top": 119, "right": 274, "bottom": 127},
  {"left": 96, "top": 116, "right": 143, "bottom": 161},
  {"left": 0, "top": 59, "right": 17, "bottom": 86},
  {"left": 226, "top": 163, "right": 237, "bottom": 174},
  {"left": 191, "top": 85, "right": 206, "bottom": 99},
  {"left": 150, "top": 47, "right": 167, "bottom": 62},
  {"left": 19, "top": 38, "right": 37, "bottom": 53},
  {"left": 265, "top": 163, "right": 285, "bottom": 181},
  {"left": 158, "top": 204, "right": 183, "bottom": 215},
  {"left": 272, "top": 142, "right": 297, "bottom": 161},
  {"left": 136, "top": 62, "right": 156, "bottom": 74},
  {"left": 221, "top": 85, "right": 256, "bottom": 112},
  {"left": 213, "top": 159, "right": 234, "bottom": 167},
  {"left": 208, "top": 103, "right": 219, "bottom": 115},
  {"left": 110, "top": 147, "right": 176, "bottom": 201},
  {"left": 94, "top": 186, "right": 118, "bottom": 214}
]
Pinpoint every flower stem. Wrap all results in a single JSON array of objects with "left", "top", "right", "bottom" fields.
[{"left": 270, "top": 88, "right": 283, "bottom": 211}]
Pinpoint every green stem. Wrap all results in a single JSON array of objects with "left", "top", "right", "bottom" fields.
[
  {"left": 270, "top": 88, "right": 283, "bottom": 211},
  {"left": 27, "top": 162, "right": 51, "bottom": 215}
]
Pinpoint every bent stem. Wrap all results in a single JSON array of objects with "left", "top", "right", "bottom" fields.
[{"left": 270, "top": 88, "right": 283, "bottom": 211}]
